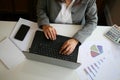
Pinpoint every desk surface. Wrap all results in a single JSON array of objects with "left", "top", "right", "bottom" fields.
[
  {"left": 0, "top": 21, "right": 80, "bottom": 80},
  {"left": 0, "top": 20, "right": 120, "bottom": 80}
]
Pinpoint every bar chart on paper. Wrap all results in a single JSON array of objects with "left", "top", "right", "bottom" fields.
[{"left": 84, "top": 45, "right": 106, "bottom": 80}]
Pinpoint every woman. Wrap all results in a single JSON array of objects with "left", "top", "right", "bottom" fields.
[{"left": 37, "top": 0, "right": 98, "bottom": 55}]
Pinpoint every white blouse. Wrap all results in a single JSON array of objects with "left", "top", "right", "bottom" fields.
[{"left": 55, "top": 0, "right": 75, "bottom": 24}]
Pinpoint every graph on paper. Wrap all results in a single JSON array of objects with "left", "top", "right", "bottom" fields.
[
  {"left": 84, "top": 58, "right": 106, "bottom": 80},
  {"left": 84, "top": 45, "right": 106, "bottom": 80},
  {"left": 90, "top": 45, "right": 103, "bottom": 57}
]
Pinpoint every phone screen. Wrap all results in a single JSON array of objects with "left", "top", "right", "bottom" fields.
[{"left": 14, "top": 24, "right": 30, "bottom": 41}]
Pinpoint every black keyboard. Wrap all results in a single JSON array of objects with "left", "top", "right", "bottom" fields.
[{"left": 29, "top": 30, "right": 80, "bottom": 62}]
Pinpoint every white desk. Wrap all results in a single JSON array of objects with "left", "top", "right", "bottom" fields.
[
  {"left": 0, "top": 21, "right": 80, "bottom": 80},
  {"left": 0, "top": 21, "right": 120, "bottom": 80}
]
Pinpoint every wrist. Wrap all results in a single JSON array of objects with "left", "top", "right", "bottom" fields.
[
  {"left": 71, "top": 38, "right": 81, "bottom": 45},
  {"left": 71, "top": 38, "right": 79, "bottom": 43},
  {"left": 42, "top": 25, "right": 50, "bottom": 29}
]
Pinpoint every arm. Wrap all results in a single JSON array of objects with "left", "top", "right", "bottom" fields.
[
  {"left": 37, "top": 0, "right": 57, "bottom": 40},
  {"left": 73, "top": 0, "right": 98, "bottom": 43},
  {"left": 37, "top": 0, "right": 50, "bottom": 28}
]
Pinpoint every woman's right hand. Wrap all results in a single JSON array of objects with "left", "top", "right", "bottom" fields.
[{"left": 42, "top": 25, "right": 57, "bottom": 40}]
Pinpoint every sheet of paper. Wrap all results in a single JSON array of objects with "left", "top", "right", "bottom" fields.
[
  {"left": 77, "top": 27, "right": 112, "bottom": 64},
  {"left": 76, "top": 40, "right": 111, "bottom": 80},
  {"left": 0, "top": 35, "right": 6, "bottom": 42},
  {"left": 0, "top": 38, "right": 26, "bottom": 69},
  {"left": 94, "top": 52, "right": 120, "bottom": 80},
  {"left": 51, "top": 24, "right": 82, "bottom": 37},
  {"left": 76, "top": 26, "right": 120, "bottom": 80},
  {"left": 9, "top": 18, "right": 39, "bottom": 51}
]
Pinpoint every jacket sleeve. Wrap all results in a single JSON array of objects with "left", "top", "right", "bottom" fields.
[
  {"left": 73, "top": 0, "right": 98, "bottom": 43},
  {"left": 37, "top": 0, "right": 50, "bottom": 28}
]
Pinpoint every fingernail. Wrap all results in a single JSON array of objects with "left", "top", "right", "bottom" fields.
[{"left": 46, "top": 37, "right": 49, "bottom": 39}]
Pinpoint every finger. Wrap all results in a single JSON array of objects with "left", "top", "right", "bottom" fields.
[
  {"left": 54, "top": 29, "right": 57, "bottom": 39},
  {"left": 50, "top": 29, "right": 56, "bottom": 40},
  {"left": 62, "top": 47, "right": 71, "bottom": 55},
  {"left": 52, "top": 29, "right": 57, "bottom": 40},
  {"left": 46, "top": 27, "right": 55, "bottom": 40},
  {"left": 47, "top": 30, "right": 53, "bottom": 40},
  {"left": 66, "top": 48, "right": 74, "bottom": 55},
  {"left": 49, "top": 28, "right": 57, "bottom": 40},
  {"left": 59, "top": 43, "right": 69, "bottom": 54},
  {"left": 44, "top": 32, "right": 49, "bottom": 39},
  {"left": 62, "top": 44, "right": 75, "bottom": 55}
]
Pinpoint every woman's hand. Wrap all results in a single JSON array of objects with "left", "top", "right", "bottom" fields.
[
  {"left": 42, "top": 25, "right": 57, "bottom": 40},
  {"left": 59, "top": 38, "right": 79, "bottom": 55}
]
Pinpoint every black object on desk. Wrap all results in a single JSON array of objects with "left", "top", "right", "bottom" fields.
[
  {"left": 14, "top": 24, "right": 30, "bottom": 41},
  {"left": 29, "top": 30, "right": 80, "bottom": 62}
]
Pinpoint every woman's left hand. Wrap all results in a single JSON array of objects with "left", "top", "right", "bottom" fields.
[{"left": 59, "top": 38, "right": 79, "bottom": 55}]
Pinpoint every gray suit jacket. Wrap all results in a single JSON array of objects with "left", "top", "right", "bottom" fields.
[{"left": 37, "top": 0, "right": 98, "bottom": 43}]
